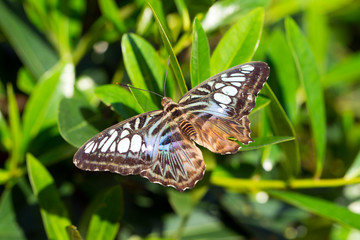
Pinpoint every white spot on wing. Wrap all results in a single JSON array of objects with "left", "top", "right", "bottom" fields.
[
  {"left": 215, "top": 83, "right": 225, "bottom": 89},
  {"left": 221, "top": 73, "right": 227, "bottom": 78},
  {"left": 134, "top": 118, "right": 140, "bottom": 129},
  {"left": 247, "top": 94, "right": 253, "bottom": 101},
  {"left": 207, "top": 81, "right": 214, "bottom": 87},
  {"left": 108, "top": 129, "right": 115, "bottom": 135},
  {"left": 84, "top": 141, "right": 95, "bottom": 154},
  {"left": 219, "top": 103, "right": 227, "bottom": 109},
  {"left": 101, "top": 131, "right": 118, "bottom": 152},
  {"left": 98, "top": 137, "right": 108, "bottom": 148},
  {"left": 222, "top": 76, "right": 246, "bottom": 82},
  {"left": 214, "top": 93, "right": 231, "bottom": 104},
  {"left": 120, "top": 130, "right": 129, "bottom": 138},
  {"left": 118, "top": 138, "right": 130, "bottom": 153},
  {"left": 242, "top": 64, "right": 255, "bottom": 71},
  {"left": 109, "top": 141, "right": 116, "bottom": 152},
  {"left": 231, "top": 82, "right": 242, "bottom": 87},
  {"left": 197, "top": 87, "right": 210, "bottom": 93},
  {"left": 130, "top": 134, "right": 142, "bottom": 152},
  {"left": 92, "top": 143, "right": 98, "bottom": 153},
  {"left": 123, "top": 123, "right": 131, "bottom": 129},
  {"left": 230, "top": 73, "right": 244, "bottom": 77},
  {"left": 222, "top": 86, "right": 238, "bottom": 96}
]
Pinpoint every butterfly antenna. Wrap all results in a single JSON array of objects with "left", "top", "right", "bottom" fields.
[
  {"left": 120, "top": 84, "right": 163, "bottom": 98},
  {"left": 163, "top": 55, "right": 171, "bottom": 97}
]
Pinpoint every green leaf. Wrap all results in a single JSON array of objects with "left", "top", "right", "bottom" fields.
[
  {"left": 148, "top": 2, "right": 188, "bottom": 97},
  {"left": 58, "top": 96, "right": 107, "bottom": 148},
  {"left": 0, "top": 189, "right": 26, "bottom": 239},
  {"left": 261, "top": 84, "right": 300, "bottom": 177},
  {"left": 251, "top": 95, "right": 271, "bottom": 114},
  {"left": 27, "top": 154, "right": 72, "bottom": 240},
  {"left": 324, "top": 53, "right": 360, "bottom": 88},
  {"left": 345, "top": 150, "right": 360, "bottom": 180},
  {"left": 304, "top": 8, "right": 329, "bottom": 71},
  {"left": 0, "top": 1, "right": 58, "bottom": 79},
  {"left": 22, "top": 61, "right": 75, "bottom": 151},
  {"left": 210, "top": 8, "right": 264, "bottom": 75},
  {"left": 86, "top": 186, "right": 123, "bottom": 240},
  {"left": 202, "top": 0, "right": 270, "bottom": 32},
  {"left": 99, "top": 0, "right": 126, "bottom": 33},
  {"left": 269, "top": 190, "right": 360, "bottom": 230},
  {"left": 174, "top": 0, "right": 191, "bottom": 31},
  {"left": 238, "top": 136, "right": 295, "bottom": 151},
  {"left": 168, "top": 190, "right": 193, "bottom": 217},
  {"left": 17, "top": 68, "right": 36, "bottom": 94},
  {"left": 7, "top": 84, "right": 22, "bottom": 169},
  {"left": 121, "top": 33, "right": 165, "bottom": 109},
  {"left": 190, "top": 18, "right": 210, "bottom": 87},
  {"left": 95, "top": 84, "right": 143, "bottom": 118},
  {"left": 285, "top": 17, "right": 326, "bottom": 178},
  {"left": 147, "top": 0, "right": 173, "bottom": 43},
  {"left": 129, "top": 88, "right": 159, "bottom": 112},
  {"left": 268, "top": 29, "right": 299, "bottom": 122}
]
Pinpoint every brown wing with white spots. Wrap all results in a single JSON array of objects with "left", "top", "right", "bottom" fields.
[
  {"left": 179, "top": 62, "right": 270, "bottom": 154},
  {"left": 73, "top": 109, "right": 205, "bottom": 191},
  {"left": 73, "top": 110, "right": 164, "bottom": 176}
]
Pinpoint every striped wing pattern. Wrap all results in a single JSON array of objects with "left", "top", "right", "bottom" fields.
[{"left": 74, "top": 62, "right": 269, "bottom": 191}]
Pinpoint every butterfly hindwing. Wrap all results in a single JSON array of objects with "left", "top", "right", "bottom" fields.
[
  {"left": 140, "top": 121, "right": 205, "bottom": 191},
  {"left": 179, "top": 62, "right": 269, "bottom": 154}
]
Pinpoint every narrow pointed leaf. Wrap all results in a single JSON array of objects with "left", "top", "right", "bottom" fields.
[
  {"left": 268, "top": 29, "right": 299, "bottom": 122},
  {"left": 210, "top": 8, "right": 264, "bottom": 75},
  {"left": 285, "top": 17, "right": 326, "bottom": 178},
  {"left": 191, "top": 18, "right": 210, "bottom": 87},
  {"left": 0, "top": 1, "right": 58, "bottom": 79},
  {"left": 86, "top": 186, "right": 123, "bottom": 240},
  {"left": 121, "top": 33, "right": 163, "bottom": 110},
  {"left": 27, "top": 154, "right": 71, "bottom": 240},
  {"left": 7, "top": 84, "right": 22, "bottom": 169},
  {"left": 269, "top": 190, "right": 360, "bottom": 230},
  {"left": 261, "top": 83, "right": 300, "bottom": 177},
  {"left": 239, "top": 136, "right": 295, "bottom": 151},
  {"left": 148, "top": 2, "right": 188, "bottom": 96},
  {"left": 23, "top": 61, "right": 75, "bottom": 150}
]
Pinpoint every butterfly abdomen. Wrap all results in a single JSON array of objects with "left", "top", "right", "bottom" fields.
[{"left": 179, "top": 120, "right": 197, "bottom": 138}]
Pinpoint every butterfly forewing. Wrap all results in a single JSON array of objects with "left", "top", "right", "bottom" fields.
[
  {"left": 74, "top": 110, "right": 163, "bottom": 175},
  {"left": 178, "top": 62, "right": 269, "bottom": 154},
  {"left": 74, "top": 62, "right": 270, "bottom": 191}
]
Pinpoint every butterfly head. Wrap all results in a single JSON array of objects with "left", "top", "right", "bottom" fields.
[{"left": 161, "top": 97, "right": 173, "bottom": 107}]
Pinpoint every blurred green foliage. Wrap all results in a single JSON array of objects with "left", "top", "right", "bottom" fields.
[{"left": 0, "top": 0, "right": 360, "bottom": 239}]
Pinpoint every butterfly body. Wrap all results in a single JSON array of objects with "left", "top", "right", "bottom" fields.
[{"left": 74, "top": 62, "right": 270, "bottom": 191}]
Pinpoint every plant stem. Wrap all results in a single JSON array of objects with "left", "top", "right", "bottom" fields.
[{"left": 211, "top": 176, "right": 360, "bottom": 191}]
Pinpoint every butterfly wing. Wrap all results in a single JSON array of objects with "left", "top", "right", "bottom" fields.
[
  {"left": 74, "top": 110, "right": 164, "bottom": 175},
  {"left": 178, "top": 62, "right": 270, "bottom": 154},
  {"left": 140, "top": 121, "right": 205, "bottom": 191},
  {"left": 74, "top": 110, "right": 205, "bottom": 191}
]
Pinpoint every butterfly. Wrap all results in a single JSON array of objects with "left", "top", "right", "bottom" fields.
[{"left": 74, "top": 62, "right": 270, "bottom": 192}]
